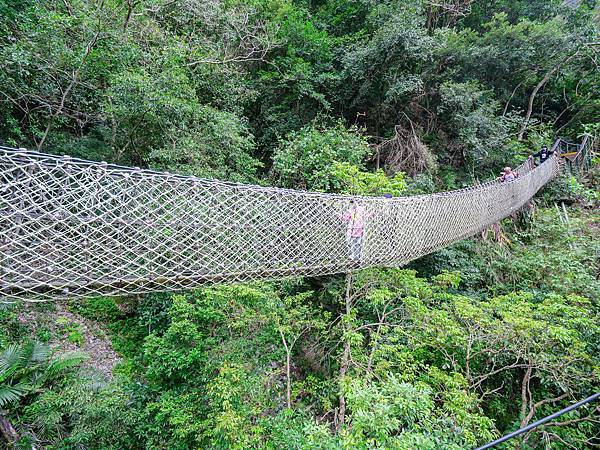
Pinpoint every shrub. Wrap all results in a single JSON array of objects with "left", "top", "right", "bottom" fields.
[{"left": 271, "top": 121, "right": 371, "bottom": 191}]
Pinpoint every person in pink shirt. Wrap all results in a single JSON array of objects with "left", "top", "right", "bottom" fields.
[
  {"left": 497, "top": 166, "right": 519, "bottom": 182},
  {"left": 341, "top": 201, "right": 367, "bottom": 260}
]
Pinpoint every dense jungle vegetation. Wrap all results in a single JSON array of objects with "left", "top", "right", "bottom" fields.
[{"left": 0, "top": 0, "right": 599, "bottom": 448}]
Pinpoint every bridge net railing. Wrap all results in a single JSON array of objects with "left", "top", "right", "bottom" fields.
[{"left": 0, "top": 147, "right": 560, "bottom": 302}]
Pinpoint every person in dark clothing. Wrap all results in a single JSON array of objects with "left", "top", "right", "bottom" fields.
[{"left": 530, "top": 145, "right": 552, "bottom": 166}]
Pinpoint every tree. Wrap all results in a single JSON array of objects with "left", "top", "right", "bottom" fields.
[
  {"left": 339, "top": 2, "right": 435, "bottom": 134},
  {"left": 251, "top": 3, "right": 338, "bottom": 150},
  {"left": 0, "top": 0, "right": 112, "bottom": 151},
  {"left": 436, "top": 80, "right": 517, "bottom": 172},
  {"left": 329, "top": 161, "right": 407, "bottom": 196},
  {"left": 404, "top": 291, "right": 600, "bottom": 445},
  {"left": 0, "top": 341, "right": 85, "bottom": 446},
  {"left": 319, "top": 268, "right": 497, "bottom": 446},
  {"left": 271, "top": 121, "right": 371, "bottom": 190},
  {"left": 441, "top": 12, "right": 597, "bottom": 140},
  {"left": 270, "top": 291, "right": 328, "bottom": 409}
]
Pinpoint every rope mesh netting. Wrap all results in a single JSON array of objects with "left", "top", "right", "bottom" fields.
[{"left": 0, "top": 146, "right": 560, "bottom": 302}]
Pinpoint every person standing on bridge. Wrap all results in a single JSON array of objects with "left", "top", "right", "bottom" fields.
[
  {"left": 530, "top": 145, "right": 552, "bottom": 166},
  {"left": 486, "top": 168, "right": 518, "bottom": 242},
  {"left": 497, "top": 166, "right": 519, "bottom": 183},
  {"left": 530, "top": 144, "right": 558, "bottom": 167},
  {"left": 341, "top": 200, "right": 368, "bottom": 261}
]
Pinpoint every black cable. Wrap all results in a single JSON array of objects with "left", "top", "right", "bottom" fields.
[{"left": 474, "top": 393, "right": 600, "bottom": 450}]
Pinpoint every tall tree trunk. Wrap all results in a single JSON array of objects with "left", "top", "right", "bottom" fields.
[
  {"left": 36, "top": 30, "right": 100, "bottom": 151},
  {"left": 518, "top": 53, "right": 577, "bottom": 140},
  {"left": 336, "top": 272, "right": 352, "bottom": 432},
  {"left": 279, "top": 329, "right": 292, "bottom": 409},
  {"left": 515, "top": 362, "right": 534, "bottom": 450}
]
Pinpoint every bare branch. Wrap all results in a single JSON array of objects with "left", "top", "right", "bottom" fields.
[{"left": 375, "top": 118, "right": 435, "bottom": 176}]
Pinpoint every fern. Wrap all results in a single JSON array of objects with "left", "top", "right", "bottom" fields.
[
  {"left": 45, "top": 352, "right": 88, "bottom": 380},
  {"left": 0, "top": 384, "right": 27, "bottom": 407},
  {"left": 0, "top": 342, "right": 86, "bottom": 410},
  {"left": 0, "top": 344, "right": 24, "bottom": 382}
]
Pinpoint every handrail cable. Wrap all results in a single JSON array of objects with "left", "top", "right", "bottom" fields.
[{"left": 474, "top": 392, "right": 600, "bottom": 450}]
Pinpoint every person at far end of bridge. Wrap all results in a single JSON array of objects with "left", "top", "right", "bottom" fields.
[
  {"left": 497, "top": 166, "right": 519, "bottom": 183},
  {"left": 529, "top": 144, "right": 553, "bottom": 166},
  {"left": 341, "top": 200, "right": 368, "bottom": 261}
]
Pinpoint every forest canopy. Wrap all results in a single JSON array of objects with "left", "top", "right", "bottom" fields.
[
  {"left": 1, "top": 0, "right": 598, "bottom": 179},
  {"left": 0, "top": 0, "right": 599, "bottom": 449}
]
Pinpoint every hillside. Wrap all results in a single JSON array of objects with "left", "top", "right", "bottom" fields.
[{"left": 0, "top": 0, "right": 599, "bottom": 448}]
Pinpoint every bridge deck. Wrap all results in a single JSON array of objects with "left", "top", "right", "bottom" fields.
[{"left": 0, "top": 145, "right": 563, "bottom": 302}]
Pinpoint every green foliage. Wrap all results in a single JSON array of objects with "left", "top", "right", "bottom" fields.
[
  {"left": 69, "top": 297, "right": 124, "bottom": 323},
  {"left": 506, "top": 121, "right": 555, "bottom": 157},
  {"left": 253, "top": 3, "right": 338, "bottom": 149},
  {"left": 67, "top": 329, "right": 84, "bottom": 346},
  {"left": 329, "top": 161, "right": 406, "bottom": 196},
  {"left": 136, "top": 285, "right": 283, "bottom": 447},
  {"left": 107, "top": 68, "right": 261, "bottom": 181},
  {"left": 344, "top": 268, "right": 598, "bottom": 447},
  {"left": 342, "top": 375, "right": 493, "bottom": 448},
  {"left": 340, "top": 2, "right": 434, "bottom": 119},
  {"left": 0, "top": 0, "right": 596, "bottom": 178},
  {"left": 442, "top": 10, "right": 598, "bottom": 139},
  {"left": 0, "top": 306, "right": 26, "bottom": 349},
  {"left": 432, "top": 271, "right": 462, "bottom": 290},
  {"left": 543, "top": 175, "right": 600, "bottom": 204},
  {"left": 117, "top": 273, "right": 510, "bottom": 448},
  {"left": 22, "top": 378, "right": 140, "bottom": 449},
  {"left": 271, "top": 121, "right": 371, "bottom": 190},
  {"left": 0, "top": 341, "right": 86, "bottom": 408},
  {"left": 0, "top": 0, "right": 599, "bottom": 448},
  {"left": 437, "top": 81, "right": 518, "bottom": 172},
  {"left": 35, "top": 327, "right": 52, "bottom": 343},
  {"left": 407, "top": 289, "right": 600, "bottom": 441},
  {"left": 425, "top": 208, "right": 600, "bottom": 297},
  {"left": 55, "top": 317, "right": 85, "bottom": 347}
]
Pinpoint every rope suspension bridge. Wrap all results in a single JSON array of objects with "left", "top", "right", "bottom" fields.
[{"left": 0, "top": 136, "right": 593, "bottom": 303}]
